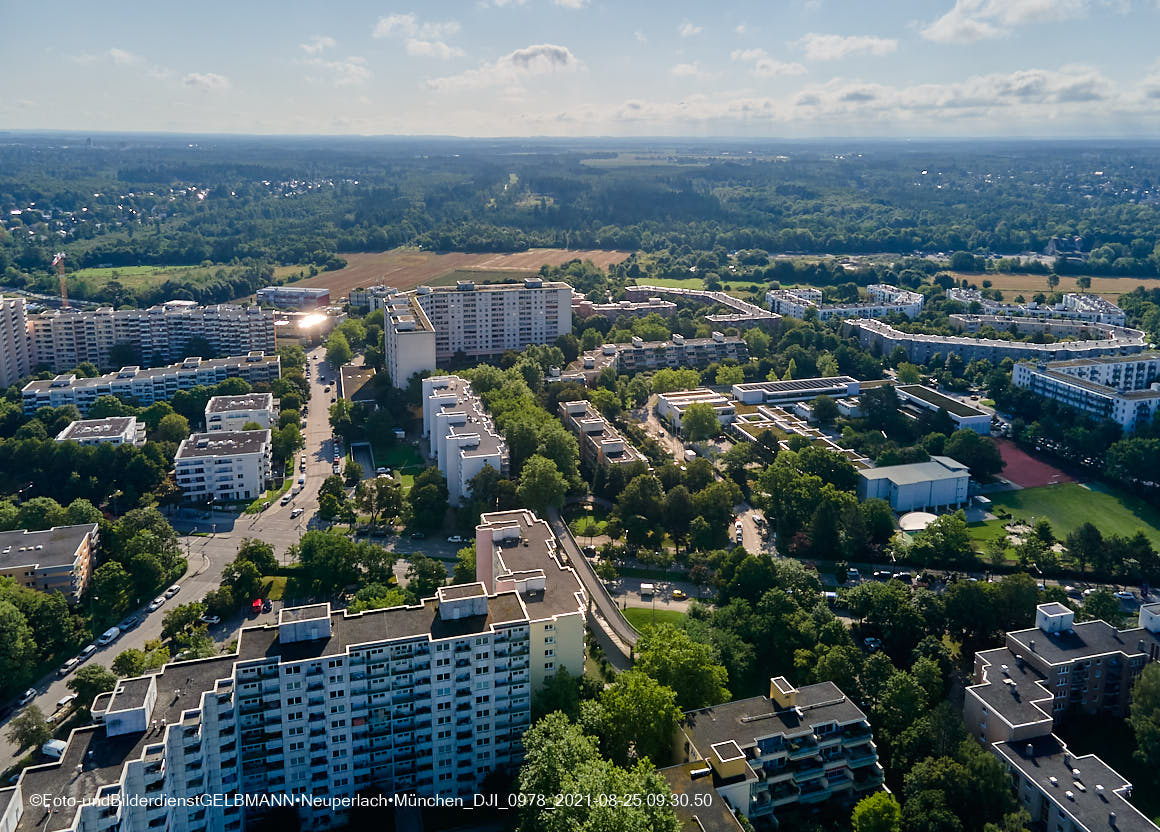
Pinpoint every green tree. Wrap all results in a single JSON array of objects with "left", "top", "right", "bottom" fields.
[
  {"left": 89, "top": 561, "right": 133, "bottom": 620},
  {"left": 235, "top": 538, "right": 278, "bottom": 574},
  {"left": 517, "top": 455, "right": 567, "bottom": 513},
  {"left": 852, "top": 792, "right": 902, "bottom": 832},
  {"left": 812, "top": 394, "right": 840, "bottom": 424},
  {"left": 944, "top": 429, "right": 1005, "bottom": 479},
  {"left": 112, "top": 643, "right": 169, "bottom": 677},
  {"left": 453, "top": 546, "right": 476, "bottom": 585},
  {"left": 0, "top": 600, "right": 36, "bottom": 680},
  {"left": 715, "top": 364, "right": 745, "bottom": 386},
  {"left": 409, "top": 467, "right": 448, "bottom": 528},
  {"left": 293, "top": 530, "right": 361, "bottom": 595},
  {"left": 581, "top": 670, "right": 680, "bottom": 767},
  {"left": 634, "top": 623, "right": 731, "bottom": 709},
  {"left": 15, "top": 497, "right": 65, "bottom": 531},
  {"left": 161, "top": 602, "right": 208, "bottom": 642},
  {"left": 680, "top": 402, "right": 720, "bottom": 441},
  {"left": 155, "top": 413, "right": 191, "bottom": 443},
  {"left": 403, "top": 553, "right": 447, "bottom": 604},
  {"left": 6, "top": 705, "right": 50, "bottom": 750},
  {"left": 1129, "top": 663, "right": 1160, "bottom": 767},
  {"left": 326, "top": 331, "right": 353, "bottom": 367},
  {"left": 1078, "top": 589, "right": 1124, "bottom": 626},
  {"left": 68, "top": 664, "right": 117, "bottom": 711}
]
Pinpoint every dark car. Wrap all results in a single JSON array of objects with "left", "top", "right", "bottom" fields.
[
  {"left": 118, "top": 615, "right": 141, "bottom": 631},
  {"left": 262, "top": 599, "right": 272, "bottom": 613}
]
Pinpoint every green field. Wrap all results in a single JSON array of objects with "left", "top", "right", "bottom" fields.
[
  {"left": 987, "top": 482, "right": 1160, "bottom": 549},
  {"left": 638, "top": 276, "right": 705, "bottom": 290},
  {"left": 623, "top": 607, "right": 687, "bottom": 630},
  {"left": 68, "top": 263, "right": 304, "bottom": 294}
]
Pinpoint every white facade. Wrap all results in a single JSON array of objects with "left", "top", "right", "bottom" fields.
[
  {"left": 21, "top": 352, "right": 281, "bottom": 414},
  {"left": 731, "top": 376, "right": 861, "bottom": 405},
  {"left": 947, "top": 288, "right": 1127, "bottom": 326},
  {"left": 384, "top": 292, "right": 437, "bottom": 389},
  {"left": 611, "top": 331, "right": 749, "bottom": 373},
  {"left": 26, "top": 302, "right": 277, "bottom": 371},
  {"left": 349, "top": 285, "right": 398, "bottom": 311},
  {"left": 422, "top": 376, "right": 508, "bottom": 505},
  {"left": 174, "top": 430, "right": 272, "bottom": 503},
  {"left": 766, "top": 284, "right": 923, "bottom": 321},
  {"left": 255, "top": 285, "right": 331, "bottom": 309},
  {"left": 857, "top": 455, "right": 970, "bottom": 512},
  {"left": 0, "top": 297, "right": 30, "bottom": 387},
  {"left": 655, "top": 388, "right": 737, "bottom": 432},
  {"left": 205, "top": 392, "right": 278, "bottom": 432},
  {"left": 1012, "top": 353, "right": 1160, "bottom": 433},
  {"left": 55, "top": 416, "right": 146, "bottom": 446}
]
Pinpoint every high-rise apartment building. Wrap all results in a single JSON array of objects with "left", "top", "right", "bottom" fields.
[
  {"left": 384, "top": 292, "right": 436, "bottom": 390},
  {"left": 205, "top": 393, "right": 278, "bottom": 432},
  {"left": 26, "top": 302, "right": 276, "bottom": 371},
  {"left": 1012, "top": 353, "right": 1160, "bottom": 433},
  {"left": 421, "top": 376, "right": 508, "bottom": 505},
  {"left": 0, "top": 509, "right": 583, "bottom": 832},
  {"left": 0, "top": 296, "right": 31, "bottom": 387},
  {"left": 174, "top": 430, "right": 273, "bottom": 503}
]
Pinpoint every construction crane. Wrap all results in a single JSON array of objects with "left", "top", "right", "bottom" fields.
[{"left": 52, "top": 252, "right": 68, "bottom": 307}]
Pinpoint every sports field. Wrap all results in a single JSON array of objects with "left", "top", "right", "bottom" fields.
[
  {"left": 988, "top": 482, "right": 1160, "bottom": 549},
  {"left": 995, "top": 439, "right": 1076, "bottom": 488}
]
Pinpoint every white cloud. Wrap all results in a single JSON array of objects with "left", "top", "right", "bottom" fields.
[
  {"left": 373, "top": 12, "right": 460, "bottom": 40},
  {"left": 305, "top": 55, "right": 371, "bottom": 85},
  {"left": 671, "top": 62, "right": 703, "bottom": 77},
  {"left": 921, "top": 0, "right": 1093, "bottom": 43},
  {"left": 107, "top": 48, "right": 142, "bottom": 66},
  {"left": 633, "top": 31, "right": 648, "bottom": 43},
  {"left": 796, "top": 33, "right": 898, "bottom": 60},
  {"left": 735, "top": 23, "right": 747, "bottom": 34},
  {"left": 183, "top": 72, "right": 231, "bottom": 91},
  {"left": 554, "top": 0, "right": 587, "bottom": 7},
  {"left": 427, "top": 43, "right": 581, "bottom": 91},
  {"left": 731, "top": 48, "right": 807, "bottom": 77},
  {"left": 300, "top": 36, "right": 336, "bottom": 55},
  {"left": 678, "top": 22, "right": 703, "bottom": 37},
  {"left": 405, "top": 39, "right": 465, "bottom": 59}
]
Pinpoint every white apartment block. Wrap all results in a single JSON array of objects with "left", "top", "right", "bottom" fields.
[
  {"left": 572, "top": 295, "right": 677, "bottom": 320},
  {"left": 55, "top": 416, "right": 146, "bottom": 446},
  {"left": 655, "top": 388, "right": 737, "bottom": 432},
  {"left": 174, "top": 430, "right": 272, "bottom": 503},
  {"left": 731, "top": 376, "right": 861, "bottom": 406},
  {"left": 348, "top": 285, "right": 398, "bottom": 312},
  {"left": 947, "top": 288, "right": 1127, "bottom": 326},
  {"left": 624, "top": 284, "right": 781, "bottom": 328},
  {"left": 1012, "top": 353, "right": 1160, "bottom": 433},
  {"left": 21, "top": 352, "right": 281, "bottom": 414},
  {"left": 558, "top": 400, "right": 647, "bottom": 470},
  {"left": 255, "top": 286, "right": 331, "bottom": 309},
  {"left": 0, "top": 297, "right": 31, "bottom": 387},
  {"left": 474, "top": 509, "right": 588, "bottom": 692},
  {"left": 0, "top": 515, "right": 584, "bottom": 832},
  {"left": 766, "top": 284, "right": 923, "bottom": 321},
  {"left": 205, "top": 393, "right": 278, "bottom": 432},
  {"left": 963, "top": 603, "right": 1160, "bottom": 832},
  {"left": 610, "top": 332, "right": 749, "bottom": 374},
  {"left": 384, "top": 291, "right": 436, "bottom": 389},
  {"left": 422, "top": 376, "right": 508, "bottom": 505},
  {"left": 26, "top": 302, "right": 276, "bottom": 371},
  {"left": 847, "top": 318, "right": 1145, "bottom": 364}
]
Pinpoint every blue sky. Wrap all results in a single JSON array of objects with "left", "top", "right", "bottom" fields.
[{"left": 4, "top": 0, "right": 1160, "bottom": 136}]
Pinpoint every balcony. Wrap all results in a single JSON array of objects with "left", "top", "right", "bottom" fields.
[{"left": 787, "top": 738, "right": 819, "bottom": 759}]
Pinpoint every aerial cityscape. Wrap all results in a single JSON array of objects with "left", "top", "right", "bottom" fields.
[{"left": 5, "top": 2, "right": 1160, "bottom": 832}]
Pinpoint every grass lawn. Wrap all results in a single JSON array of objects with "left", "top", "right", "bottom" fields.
[
  {"left": 965, "top": 520, "right": 1017, "bottom": 561},
  {"left": 262, "top": 576, "right": 287, "bottom": 601},
  {"left": 67, "top": 263, "right": 303, "bottom": 295},
  {"left": 565, "top": 503, "right": 610, "bottom": 538},
  {"left": 989, "top": 483, "right": 1160, "bottom": 549},
  {"left": 623, "top": 607, "right": 687, "bottom": 630},
  {"left": 1056, "top": 715, "right": 1160, "bottom": 824},
  {"left": 639, "top": 276, "right": 706, "bottom": 290}
]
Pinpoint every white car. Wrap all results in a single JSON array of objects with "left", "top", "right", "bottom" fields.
[
  {"left": 17, "top": 689, "right": 36, "bottom": 707},
  {"left": 447, "top": 535, "right": 463, "bottom": 544},
  {"left": 58, "top": 657, "right": 79, "bottom": 677},
  {"left": 148, "top": 596, "right": 166, "bottom": 612},
  {"left": 199, "top": 614, "right": 222, "bottom": 626},
  {"left": 290, "top": 508, "right": 305, "bottom": 519},
  {"left": 55, "top": 694, "right": 77, "bottom": 712},
  {"left": 165, "top": 584, "right": 181, "bottom": 599},
  {"left": 80, "top": 644, "right": 97, "bottom": 661}
]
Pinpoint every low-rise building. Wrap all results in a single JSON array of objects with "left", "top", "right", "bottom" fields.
[
  {"left": 21, "top": 352, "right": 281, "bottom": 414},
  {"left": 767, "top": 284, "right": 924, "bottom": 321},
  {"left": 731, "top": 376, "right": 861, "bottom": 406},
  {"left": 174, "top": 429, "right": 272, "bottom": 503},
  {"left": 963, "top": 602, "right": 1160, "bottom": 832},
  {"left": 204, "top": 392, "right": 278, "bottom": 432},
  {"left": 665, "top": 676, "right": 883, "bottom": 826},
  {"left": 0, "top": 523, "right": 98, "bottom": 601},
  {"left": 558, "top": 400, "right": 647, "bottom": 470},
  {"left": 947, "top": 289, "right": 1126, "bottom": 326},
  {"left": 348, "top": 284, "right": 398, "bottom": 311},
  {"left": 422, "top": 376, "right": 508, "bottom": 505},
  {"left": 729, "top": 404, "right": 871, "bottom": 468},
  {"left": 655, "top": 388, "right": 737, "bottom": 432},
  {"left": 1012, "top": 353, "right": 1160, "bottom": 433},
  {"left": 339, "top": 364, "right": 377, "bottom": 407},
  {"left": 572, "top": 295, "right": 677, "bottom": 320},
  {"left": 55, "top": 416, "right": 146, "bottom": 446},
  {"left": 856, "top": 455, "right": 970, "bottom": 512},
  {"left": 894, "top": 384, "right": 992, "bottom": 434},
  {"left": 612, "top": 332, "right": 749, "bottom": 374},
  {"left": 255, "top": 285, "right": 331, "bottom": 309}
]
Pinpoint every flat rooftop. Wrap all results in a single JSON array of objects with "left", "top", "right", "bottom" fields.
[
  {"left": 431, "top": 377, "right": 505, "bottom": 460},
  {"left": 339, "top": 364, "right": 377, "bottom": 402},
  {"left": 896, "top": 384, "right": 989, "bottom": 418},
  {"left": 0, "top": 524, "right": 96, "bottom": 570},
  {"left": 106, "top": 676, "right": 153, "bottom": 713},
  {"left": 239, "top": 593, "right": 528, "bottom": 664},
  {"left": 55, "top": 416, "right": 137, "bottom": 441},
  {"left": 1007, "top": 619, "right": 1160, "bottom": 666},
  {"left": 733, "top": 377, "right": 858, "bottom": 396},
  {"left": 205, "top": 393, "right": 274, "bottom": 413},
  {"left": 859, "top": 455, "right": 969, "bottom": 485},
  {"left": 995, "top": 736, "right": 1157, "bottom": 832},
  {"left": 969, "top": 648, "right": 1054, "bottom": 729},
  {"left": 175, "top": 430, "right": 270, "bottom": 460},
  {"left": 22, "top": 354, "right": 279, "bottom": 393},
  {"left": 659, "top": 762, "right": 746, "bottom": 832},
  {"left": 480, "top": 509, "right": 587, "bottom": 621},
  {"left": 279, "top": 603, "right": 330, "bottom": 623},
  {"left": 682, "top": 681, "right": 867, "bottom": 753}
]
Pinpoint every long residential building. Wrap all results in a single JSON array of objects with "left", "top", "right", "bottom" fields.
[
  {"left": 255, "top": 285, "right": 330, "bottom": 309},
  {"left": 572, "top": 293, "right": 677, "bottom": 320},
  {"left": 26, "top": 301, "right": 276, "bottom": 371},
  {"left": 0, "top": 510, "right": 583, "bottom": 832},
  {"left": 964, "top": 602, "right": 1160, "bottom": 832},
  {"left": 608, "top": 331, "right": 749, "bottom": 374},
  {"left": 663, "top": 676, "right": 883, "bottom": 827},
  {"left": 174, "top": 430, "right": 273, "bottom": 503},
  {"left": 1012, "top": 353, "right": 1160, "bottom": 433},
  {"left": 558, "top": 400, "right": 647, "bottom": 470},
  {"left": 846, "top": 318, "right": 1146, "bottom": 364},
  {"left": 0, "top": 523, "right": 98, "bottom": 602},
  {"left": 21, "top": 352, "right": 281, "bottom": 414},
  {"left": 626, "top": 284, "right": 781, "bottom": 328},
  {"left": 0, "top": 296, "right": 31, "bottom": 387},
  {"left": 947, "top": 288, "right": 1127, "bottom": 326},
  {"left": 422, "top": 375, "right": 508, "bottom": 505},
  {"left": 767, "top": 284, "right": 924, "bottom": 321}
]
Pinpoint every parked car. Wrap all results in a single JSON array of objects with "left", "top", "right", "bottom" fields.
[
  {"left": 261, "top": 600, "right": 272, "bottom": 613},
  {"left": 80, "top": 644, "right": 97, "bottom": 661},
  {"left": 847, "top": 567, "right": 860, "bottom": 583},
  {"left": 297, "top": 475, "right": 306, "bottom": 486},
  {"left": 98, "top": 626, "right": 121, "bottom": 646},
  {"left": 447, "top": 535, "right": 463, "bottom": 544},
  {"left": 863, "top": 637, "right": 883, "bottom": 653},
  {"left": 199, "top": 614, "right": 221, "bottom": 626},
  {"left": 55, "top": 694, "right": 77, "bottom": 712},
  {"left": 17, "top": 689, "right": 36, "bottom": 707},
  {"left": 118, "top": 615, "right": 140, "bottom": 631},
  {"left": 165, "top": 584, "right": 181, "bottom": 599},
  {"left": 324, "top": 386, "right": 331, "bottom": 393},
  {"left": 410, "top": 531, "right": 425, "bottom": 539},
  {"left": 672, "top": 588, "right": 687, "bottom": 600},
  {"left": 281, "top": 494, "right": 293, "bottom": 506},
  {"left": 58, "top": 657, "right": 79, "bottom": 677},
  {"left": 376, "top": 467, "right": 388, "bottom": 475},
  {"left": 1114, "top": 590, "right": 1136, "bottom": 602},
  {"left": 892, "top": 571, "right": 913, "bottom": 584},
  {"left": 290, "top": 507, "right": 304, "bottom": 518},
  {"left": 148, "top": 596, "right": 166, "bottom": 612}
]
